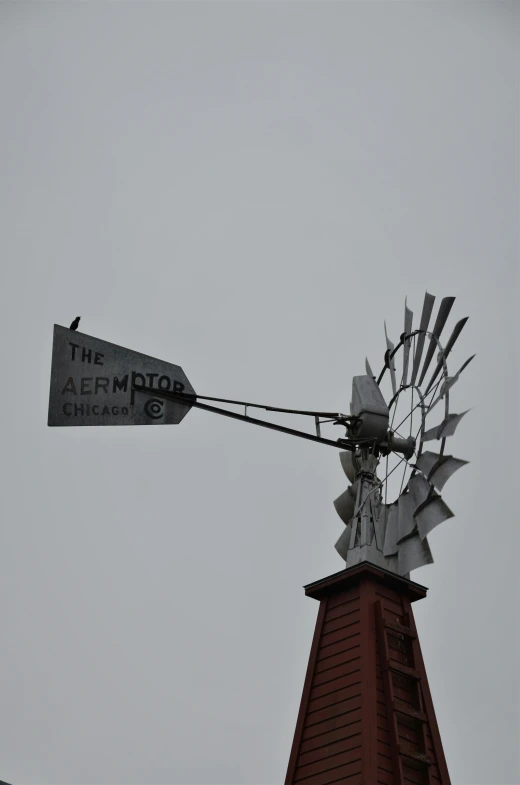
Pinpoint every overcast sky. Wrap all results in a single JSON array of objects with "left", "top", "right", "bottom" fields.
[{"left": 1, "top": 2, "right": 519, "bottom": 784}]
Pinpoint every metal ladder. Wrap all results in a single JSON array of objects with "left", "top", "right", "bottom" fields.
[{"left": 375, "top": 600, "right": 433, "bottom": 785}]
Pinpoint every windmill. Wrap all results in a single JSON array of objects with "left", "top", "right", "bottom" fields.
[
  {"left": 123, "top": 291, "right": 473, "bottom": 584},
  {"left": 50, "top": 293, "right": 472, "bottom": 581},
  {"left": 48, "top": 292, "right": 473, "bottom": 784}
]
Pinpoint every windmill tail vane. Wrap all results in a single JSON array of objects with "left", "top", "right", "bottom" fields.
[{"left": 334, "top": 292, "right": 474, "bottom": 577}]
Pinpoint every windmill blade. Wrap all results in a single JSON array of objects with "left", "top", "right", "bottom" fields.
[
  {"left": 397, "top": 492, "right": 416, "bottom": 543},
  {"left": 384, "top": 322, "right": 397, "bottom": 397},
  {"left": 430, "top": 355, "right": 476, "bottom": 410},
  {"left": 416, "top": 451, "right": 468, "bottom": 492},
  {"left": 429, "top": 456, "right": 468, "bottom": 492},
  {"left": 424, "top": 317, "right": 469, "bottom": 395},
  {"left": 365, "top": 358, "right": 375, "bottom": 379},
  {"left": 423, "top": 411, "right": 469, "bottom": 441},
  {"left": 398, "top": 532, "right": 434, "bottom": 575},
  {"left": 408, "top": 472, "right": 432, "bottom": 511},
  {"left": 340, "top": 451, "right": 357, "bottom": 483},
  {"left": 333, "top": 486, "right": 356, "bottom": 525},
  {"left": 415, "top": 494, "right": 453, "bottom": 540},
  {"left": 383, "top": 503, "right": 399, "bottom": 557},
  {"left": 410, "top": 292, "right": 435, "bottom": 385},
  {"left": 418, "top": 296, "right": 456, "bottom": 386},
  {"left": 335, "top": 522, "right": 353, "bottom": 560},
  {"left": 401, "top": 298, "right": 414, "bottom": 386},
  {"left": 415, "top": 451, "right": 439, "bottom": 477}
]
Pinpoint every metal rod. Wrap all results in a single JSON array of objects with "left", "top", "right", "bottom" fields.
[
  {"left": 133, "top": 385, "right": 365, "bottom": 451},
  {"left": 193, "top": 393, "right": 352, "bottom": 420}
]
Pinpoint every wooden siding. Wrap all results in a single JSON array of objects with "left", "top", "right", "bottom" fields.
[{"left": 285, "top": 564, "right": 451, "bottom": 785}]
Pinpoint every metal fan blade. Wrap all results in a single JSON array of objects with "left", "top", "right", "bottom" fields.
[
  {"left": 365, "top": 358, "right": 374, "bottom": 379},
  {"left": 424, "top": 317, "right": 469, "bottom": 395},
  {"left": 335, "top": 522, "right": 352, "bottom": 560},
  {"left": 416, "top": 451, "right": 467, "bottom": 491},
  {"left": 408, "top": 472, "right": 432, "bottom": 511},
  {"left": 415, "top": 495, "right": 453, "bottom": 539},
  {"left": 398, "top": 533, "right": 434, "bottom": 575},
  {"left": 397, "top": 492, "right": 416, "bottom": 543},
  {"left": 418, "top": 296, "right": 455, "bottom": 386},
  {"left": 410, "top": 292, "right": 435, "bottom": 385},
  {"left": 334, "top": 487, "right": 356, "bottom": 525},
  {"left": 384, "top": 322, "right": 397, "bottom": 397},
  {"left": 423, "top": 411, "right": 469, "bottom": 441},
  {"left": 340, "top": 451, "right": 357, "bottom": 483},
  {"left": 415, "top": 451, "right": 440, "bottom": 477},
  {"left": 430, "top": 355, "right": 476, "bottom": 410},
  {"left": 402, "top": 299, "right": 413, "bottom": 386},
  {"left": 429, "top": 456, "right": 468, "bottom": 492},
  {"left": 383, "top": 503, "right": 399, "bottom": 557}
]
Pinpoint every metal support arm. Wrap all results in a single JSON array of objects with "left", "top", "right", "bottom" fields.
[{"left": 133, "top": 385, "right": 367, "bottom": 452}]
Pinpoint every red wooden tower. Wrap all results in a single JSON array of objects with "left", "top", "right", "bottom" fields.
[{"left": 285, "top": 562, "right": 450, "bottom": 785}]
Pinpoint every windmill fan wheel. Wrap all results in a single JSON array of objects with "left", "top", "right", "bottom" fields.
[{"left": 334, "top": 292, "right": 474, "bottom": 577}]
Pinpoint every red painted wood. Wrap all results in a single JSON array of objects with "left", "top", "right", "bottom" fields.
[
  {"left": 285, "top": 598, "right": 328, "bottom": 784},
  {"left": 359, "top": 576, "right": 379, "bottom": 784},
  {"left": 285, "top": 564, "right": 451, "bottom": 785},
  {"left": 408, "top": 606, "right": 451, "bottom": 784}
]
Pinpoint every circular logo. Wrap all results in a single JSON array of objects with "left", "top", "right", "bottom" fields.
[{"left": 144, "top": 398, "right": 164, "bottom": 419}]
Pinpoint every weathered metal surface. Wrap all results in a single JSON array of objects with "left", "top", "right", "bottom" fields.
[
  {"left": 423, "top": 410, "right": 469, "bottom": 440},
  {"left": 333, "top": 487, "right": 356, "bottom": 525},
  {"left": 415, "top": 495, "right": 453, "bottom": 539},
  {"left": 415, "top": 451, "right": 439, "bottom": 478},
  {"left": 340, "top": 451, "right": 357, "bottom": 483},
  {"left": 430, "top": 355, "right": 476, "bottom": 410},
  {"left": 401, "top": 299, "right": 413, "bottom": 386},
  {"left": 428, "top": 456, "right": 468, "bottom": 492},
  {"left": 398, "top": 533, "right": 434, "bottom": 574},
  {"left": 425, "top": 316, "right": 469, "bottom": 394},
  {"left": 384, "top": 322, "right": 397, "bottom": 397},
  {"left": 335, "top": 522, "right": 353, "bottom": 560},
  {"left": 418, "top": 296, "right": 455, "bottom": 386},
  {"left": 397, "top": 492, "right": 416, "bottom": 543},
  {"left": 416, "top": 451, "right": 468, "bottom": 491},
  {"left": 408, "top": 473, "right": 431, "bottom": 511},
  {"left": 383, "top": 504, "right": 399, "bottom": 557},
  {"left": 410, "top": 291, "right": 435, "bottom": 385},
  {"left": 372, "top": 496, "right": 385, "bottom": 551},
  {"left": 48, "top": 325, "right": 195, "bottom": 426},
  {"left": 350, "top": 375, "right": 389, "bottom": 442}
]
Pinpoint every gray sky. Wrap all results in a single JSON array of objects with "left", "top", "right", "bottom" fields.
[{"left": 1, "top": 2, "right": 518, "bottom": 784}]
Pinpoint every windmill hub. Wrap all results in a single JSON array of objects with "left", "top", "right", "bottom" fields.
[{"left": 383, "top": 432, "right": 416, "bottom": 460}]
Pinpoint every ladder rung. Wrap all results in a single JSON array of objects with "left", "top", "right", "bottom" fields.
[
  {"left": 393, "top": 702, "right": 428, "bottom": 723},
  {"left": 398, "top": 745, "right": 432, "bottom": 766},
  {"left": 387, "top": 660, "right": 421, "bottom": 680},
  {"left": 383, "top": 618, "right": 417, "bottom": 639}
]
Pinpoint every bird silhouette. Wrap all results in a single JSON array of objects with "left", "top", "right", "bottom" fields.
[{"left": 69, "top": 316, "right": 81, "bottom": 331}]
